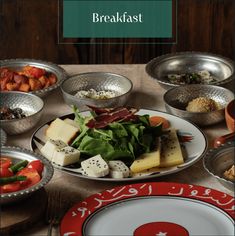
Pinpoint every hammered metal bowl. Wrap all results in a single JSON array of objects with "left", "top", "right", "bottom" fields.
[
  {"left": 203, "top": 141, "right": 234, "bottom": 191},
  {"left": 0, "top": 59, "right": 67, "bottom": 97},
  {"left": 61, "top": 72, "right": 133, "bottom": 110},
  {"left": 0, "top": 146, "right": 54, "bottom": 204},
  {"left": 164, "top": 84, "right": 234, "bottom": 126},
  {"left": 146, "top": 52, "right": 234, "bottom": 90},
  {"left": 0, "top": 91, "right": 44, "bottom": 135}
]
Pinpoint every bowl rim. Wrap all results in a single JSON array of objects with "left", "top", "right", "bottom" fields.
[
  {"left": 61, "top": 71, "right": 133, "bottom": 102},
  {"left": 0, "top": 58, "right": 68, "bottom": 96},
  {"left": 163, "top": 84, "right": 234, "bottom": 115},
  {"left": 0, "top": 91, "right": 44, "bottom": 123},
  {"left": 0, "top": 146, "right": 54, "bottom": 200},
  {"left": 146, "top": 51, "right": 235, "bottom": 87},
  {"left": 203, "top": 141, "right": 234, "bottom": 187}
]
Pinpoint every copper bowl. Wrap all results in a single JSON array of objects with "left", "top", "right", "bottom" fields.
[{"left": 225, "top": 99, "right": 235, "bottom": 132}]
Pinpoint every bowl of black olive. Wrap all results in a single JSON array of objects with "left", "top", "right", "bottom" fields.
[{"left": 0, "top": 91, "right": 44, "bottom": 135}]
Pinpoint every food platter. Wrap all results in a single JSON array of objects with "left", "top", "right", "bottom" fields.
[
  {"left": 60, "top": 182, "right": 234, "bottom": 236},
  {"left": 31, "top": 109, "right": 208, "bottom": 182}
]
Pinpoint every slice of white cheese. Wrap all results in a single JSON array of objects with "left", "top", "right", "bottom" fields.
[
  {"left": 40, "top": 139, "right": 67, "bottom": 161},
  {"left": 52, "top": 146, "right": 80, "bottom": 166},
  {"left": 46, "top": 118, "right": 79, "bottom": 144},
  {"left": 159, "top": 129, "right": 184, "bottom": 167},
  {"left": 130, "top": 138, "right": 161, "bottom": 173},
  {"left": 108, "top": 160, "right": 129, "bottom": 178},
  {"left": 64, "top": 118, "right": 80, "bottom": 129},
  {"left": 81, "top": 154, "right": 109, "bottom": 177}
]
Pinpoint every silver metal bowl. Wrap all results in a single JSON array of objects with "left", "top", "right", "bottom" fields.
[
  {"left": 0, "top": 91, "right": 44, "bottom": 135},
  {"left": 203, "top": 141, "right": 234, "bottom": 191},
  {"left": 0, "top": 129, "right": 7, "bottom": 146},
  {"left": 61, "top": 72, "right": 133, "bottom": 111},
  {"left": 0, "top": 146, "right": 54, "bottom": 204},
  {"left": 146, "top": 52, "right": 234, "bottom": 90},
  {"left": 0, "top": 58, "right": 67, "bottom": 97},
  {"left": 163, "top": 84, "right": 234, "bottom": 126}
]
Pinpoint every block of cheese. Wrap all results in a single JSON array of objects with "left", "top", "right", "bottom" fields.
[
  {"left": 159, "top": 129, "right": 184, "bottom": 167},
  {"left": 46, "top": 118, "right": 79, "bottom": 144},
  {"left": 64, "top": 118, "right": 80, "bottom": 129},
  {"left": 52, "top": 146, "right": 80, "bottom": 166},
  {"left": 40, "top": 139, "right": 67, "bottom": 161},
  {"left": 131, "top": 166, "right": 173, "bottom": 177},
  {"left": 81, "top": 154, "right": 109, "bottom": 177},
  {"left": 108, "top": 160, "right": 130, "bottom": 178},
  {"left": 130, "top": 138, "right": 161, "bottom": 173}
]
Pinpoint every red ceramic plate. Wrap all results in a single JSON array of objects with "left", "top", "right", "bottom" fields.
[{"left": 60, "top": 182, "right": 234, "bottom": 236}]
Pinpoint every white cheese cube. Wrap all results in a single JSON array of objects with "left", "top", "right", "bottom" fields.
[
  {"left": 40, "top": 139, "right": 67, "bottom": 161},
  {"left": 81, "top": 154, "right": 109, "bottom": 177},
  {"left": 52, "top": 146, "right": 80, "bottom": 166},
  {"left": 108, "top": 161, "right": 129, "bottom": 178}
]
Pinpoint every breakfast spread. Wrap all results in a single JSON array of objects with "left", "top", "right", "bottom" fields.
[
  {"left": 38, "top": 106, "right": 188, "bottom": 179},
  {"left": 0, "top": 65, "right": 57, "bottom": 92}
]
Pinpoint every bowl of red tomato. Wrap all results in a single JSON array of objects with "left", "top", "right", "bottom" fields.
[
  {"left": 0, "top": 59, "right": 67, "bottom": 97},
  {"left": 0, "top": 146, "right": 53, "bottom": 204}
]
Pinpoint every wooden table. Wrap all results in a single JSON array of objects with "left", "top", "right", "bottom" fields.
[{"left": 5, "top": 64, "right": 234, "bottom": 235}]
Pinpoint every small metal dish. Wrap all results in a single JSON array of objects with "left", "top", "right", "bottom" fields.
[
  {"left": 0, "top": 91, "right": 44, "bottom": 135},
  {"left": 0, "top": 58, "right": 67, "bottom": 97},
  {"left": 163, "top": 84, "right": 234, "bottom": 126},
  {"left": 0, "top": 146, "right": 54, "bottom": 204},
  {"left": 146, "top": 51, "right": 234, "bottom": 90},
  {"left": 203, "top": 141, "right": 234, "bottom": 191},
  {"left": 61, "top": 72, "right": 133, "bottom": 111}
]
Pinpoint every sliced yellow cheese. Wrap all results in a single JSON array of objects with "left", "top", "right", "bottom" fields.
[
  {"left": 46, "top": 118, "right": 79, "bottom": 144},
  {"left": 131, "top": 166, "right": 173, "bottom": 177},
  {"left": 130, "top": 138, "right": 161, "bottom": 173},
  {"left": 159, "top": 129, "right": 184, "bottom": 167}
]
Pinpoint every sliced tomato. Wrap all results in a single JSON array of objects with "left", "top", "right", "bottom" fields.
[
  {"left": 149, "top": 116, "right": 170, "bottom": 129},
  {"left": 0, "top": 157, "right": 12, "bottom": 168},
  {"left": 0, "top": 167, "right": 14, "bottom": 177},
  {"left": 0, "top": 182, "right": 21, "bottom": 193},
  {"left": 17, "top": 167, "right": 41, "bottom": 189},
  {"left": 27, "top": 160, "right": 44, "bottom": 176}
]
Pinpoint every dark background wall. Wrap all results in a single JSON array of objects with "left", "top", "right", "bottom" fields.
[{"left": 0, "top": 0, "right": 234, "bottom": 64}]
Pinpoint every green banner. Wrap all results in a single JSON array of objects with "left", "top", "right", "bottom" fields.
[{"left": 63, "top": 0, "right": 172, "bottom": 38}]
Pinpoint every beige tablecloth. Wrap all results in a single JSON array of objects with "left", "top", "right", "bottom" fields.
[{"left": 6, "top": 64, "right": 233, "bottom": 235}]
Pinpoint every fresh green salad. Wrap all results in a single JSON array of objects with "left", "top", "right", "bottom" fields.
[{"left": 71, "top": 106, "right": 163, "bottom": 165}]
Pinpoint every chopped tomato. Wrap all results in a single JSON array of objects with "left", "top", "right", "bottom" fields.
[
  {"left": 0, "top": 157, "right": 12, "bottom": 168},
  {"left": 149, "top": 116, "right": 170, "bottom": 129},
  {"left": 0, "top": 167, "right": 13, "bottom": 177},
  {"left": 22, "top": 66, "right": 46, "bottom": 78},
  {"left": 17, "top": 168, "right": 41, "bottom": 189},
  {"left": 27, "top": 160, "right": 44, "bottom": 176},
  {"left": 0, "top": 182, "right": 21, "bottom": 193}
]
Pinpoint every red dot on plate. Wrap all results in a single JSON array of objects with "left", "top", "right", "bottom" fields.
[{"left": 134, "top": 222, "right": 189, "bottom": 236}]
